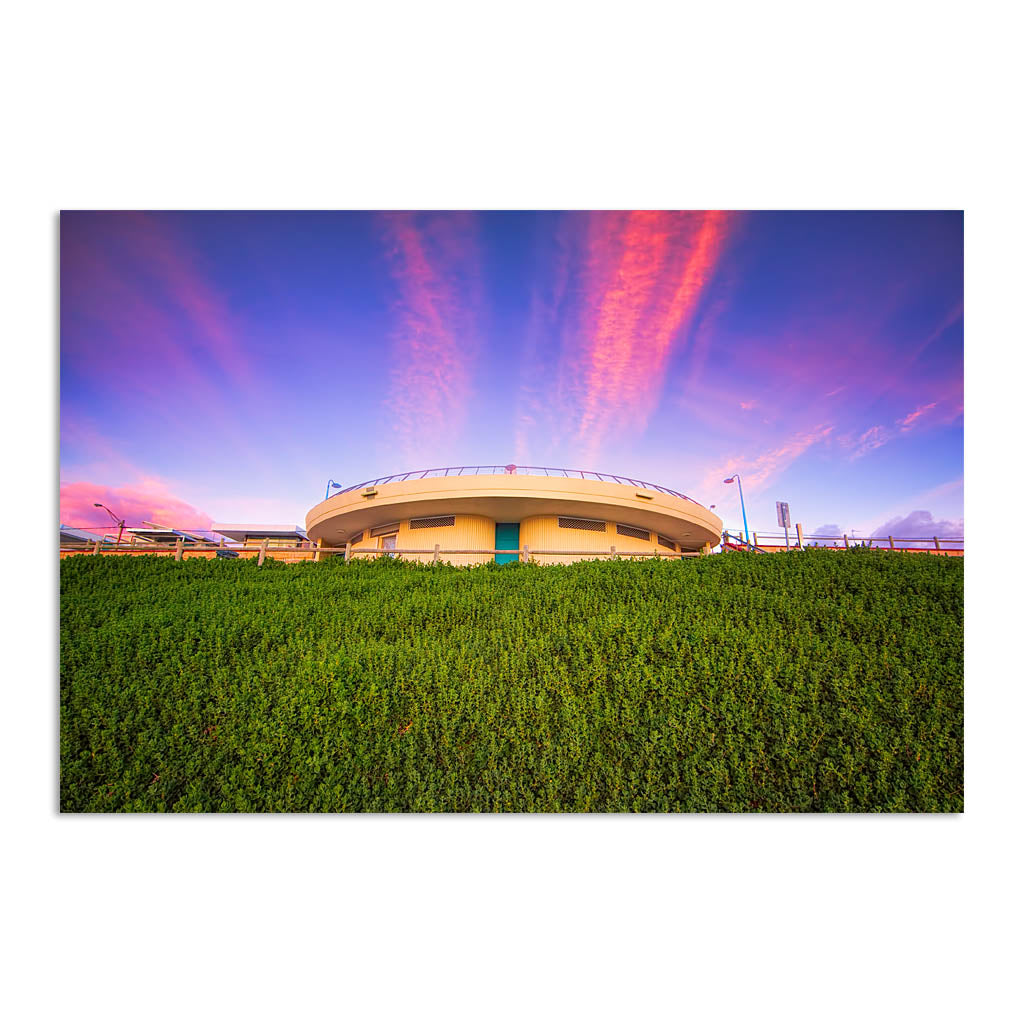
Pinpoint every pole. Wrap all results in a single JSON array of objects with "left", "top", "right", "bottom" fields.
[
  {"left": 784, "top": 525, "right": 789, "bottom": 550},
  {"left": 736, "top": 475, "right": 749, "bottom": 544}
]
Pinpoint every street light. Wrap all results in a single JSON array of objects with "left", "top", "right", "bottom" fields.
[
  {"left": 324, "top": 479, "right": 343, "bottom": 501},
  {"left": 723, "top": 475, "right": 749, "bottom": 545},
  {"left": 93, "top": 502, "right": 125, "bottom": 546}
]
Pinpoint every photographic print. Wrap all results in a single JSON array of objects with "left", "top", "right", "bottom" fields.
[{"left": 59, "top": 210, "right": 964, "bottom": 812}]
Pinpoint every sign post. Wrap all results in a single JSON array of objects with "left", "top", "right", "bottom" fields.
[{"left": 776, "top": 501, "right": 791, "bottom": 550}]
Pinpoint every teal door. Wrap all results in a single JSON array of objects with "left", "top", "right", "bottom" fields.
[{"left": 495, "top": 522, "right": 520, "bottom": 564}]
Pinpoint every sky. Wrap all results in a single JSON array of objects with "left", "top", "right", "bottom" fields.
[{"left": 59, "top": 210, "right": 963, "bottom": 539}]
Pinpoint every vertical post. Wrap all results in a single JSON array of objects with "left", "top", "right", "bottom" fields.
[
  {"left": 784, "top": 525, "right": 789, "bottom": 550},
  {"left": 843, "top": 534, "right": 849, "bottom": 549},
  {"left": 345, "top": 541, "right": 352, "bottom": 562},
  {"left": 92, "top": 540, "right": 101, "bottom": 556},
  {"left": 174, "top": 537, "right": 184, "bottom": 562},
  {"left": 701, "top": 541, "right": 711, "bottom": 556},
  {"left": 433, "top": 543, "right": 440, "bottom": 565},
  {"left": 796, "top": 523, "right": 804, "bottom": 549},
  {"left": 934, "top": 536, "right": 941, "bottom": 551},
  {"left": 889, "top": 535, "right": 895, "bottom": 550},
  {"left": 522, "top": 544, "right": 529, "bottom": 563},
  {"left": 257, "top": 538, "right": 268, "bottom": 567},
  {"left": 753, "top": 531, "right": 759, "bottom": 548},
  {"left": 313, "top": 537, "right": 322, "bottom": 563}
]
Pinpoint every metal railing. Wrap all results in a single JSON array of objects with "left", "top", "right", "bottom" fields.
[
  {"left": 333, "top": 465, "right": 703, "bottom": 505},
  {"left": 721, "top": 531, "right": 770, "bottom": 553}
]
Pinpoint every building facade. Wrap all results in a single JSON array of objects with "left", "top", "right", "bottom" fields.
[{"left": 304, "top": 466, "right": 723, "bottom": 566}]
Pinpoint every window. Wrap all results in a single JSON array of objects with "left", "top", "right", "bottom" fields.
[
  {"left": 348, "top": 530, "right": 364, "bottom": 544},
  {"left": 558, "top": 517, "right": 606, "bottom": 532},
  {"left": 379, "top": 534, "right": 397, "bottom": 558},
  {"left": 657, "top": 535, "right": 677, "bottom": 551},
  {"left": 616, "top": 523, "right": 650, "bottom": 542},
  {"left": 410, "top": 516, "right": 455, "bottom": 530}
]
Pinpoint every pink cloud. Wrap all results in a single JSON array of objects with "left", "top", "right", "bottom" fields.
[
  {"left": 123, "top": 214, "right": 255, "bottom": 392},
  {"left": 60, "top": 480, "right": 212, "bottom": 531},
  {"left": 699, "top": 422, "right": 834, "bottom": 496},
  {"left": 60, "top": 215, "right": 263, "bottom": 458},
  {"left": 739, "top": 400, "right": 755, "bottom": 411},
  {"left": 837, "top": 424, "right": 893, "bottom": 460},
  {"left": 898, "top": 401, "right": 938, "bottom": 430},
  {"left": 379, "top": 213, "right": 480, "bottom": 458},
  {"left": 553, "top": 211, "right": 734, "bottom": 463}
]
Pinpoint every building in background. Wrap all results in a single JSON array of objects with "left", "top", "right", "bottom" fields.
[
  {"left": 305, "top": 465, "right": 722, "bottom": 566},
  {"left": 211, "top": 524, "right": 309, "bottom": 548}
]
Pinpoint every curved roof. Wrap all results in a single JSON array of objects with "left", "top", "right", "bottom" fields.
[{"left": 307, "top": 467, "right": 722, "bottom": 551}]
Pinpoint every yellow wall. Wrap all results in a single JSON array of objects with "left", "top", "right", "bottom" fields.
[
  {"left": 348, "top": 514, "right": 495, "bottom": 567},
  {"left": 520, "top": 515, "right": 677, "bottom": 565}
]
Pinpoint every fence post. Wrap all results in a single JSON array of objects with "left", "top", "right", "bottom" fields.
[
  {"left": 345, "top": 541, "right": 352, "bottom": 562},
  {"left": 92, "top": 540, "right": 102, "bottom": 556},
  {"left": 796, "top": 523, "right": 803, "bottom": 549},
  {"left": 522, "top": 544, "right": 529, "bottom": 563},
  {"left": 753, "top": 532, "right": 758, "bottom": 548},
  {"left": 433, "top": 543, "right": 440, "bottom": 565},
  {"left": 174, "top": 537, "right": 184, "bottom": 562},
  {"left": 701, "top": 541, "right": 711, "bottom": 556},
  {"left": 257, "top": 538, "right": 268, "bottom": 567},
  {"left": 889, "top": 535, "right": 895, "bottom": 550},
  {"left": 610, "top": 545, "right": 616, "bottom": 559},
  {"left": 843, "top": 534, "right": 849, "bottom": 549},
  {"left": 934, "top": 536, "right": 941, "bottom": 551}
]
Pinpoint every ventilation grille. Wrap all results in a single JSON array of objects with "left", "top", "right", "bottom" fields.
[
  {"left": 558, "top": 517, "right": 606, "bottom": 532},
  {"left": 657, "top": 535, "right": 676, "bottom": 551},
  {"left": 410, "top": 515, "right": 455, "bottom": 530},
  {"left": 616, "top": 523, "right": 650, "bottom": 542},
  {"left": 370, "top": 523, "right": 400, "bottom": 538}
]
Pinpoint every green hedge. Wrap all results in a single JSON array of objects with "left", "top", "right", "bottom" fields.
[{"left": 60, "top": 550, "right": 963, "bottom": 812}]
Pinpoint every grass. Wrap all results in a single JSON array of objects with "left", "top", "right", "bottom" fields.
[{"left": 59, "top": 550, "right": 963, "bottom": 812}]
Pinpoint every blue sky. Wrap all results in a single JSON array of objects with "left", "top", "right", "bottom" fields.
[{"left": 60, "top": 210, "right": 963, "bottom": 538}]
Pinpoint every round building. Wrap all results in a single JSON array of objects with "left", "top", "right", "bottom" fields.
[{"left": 305, "top": 465, "right": 722, "bottom": 565}]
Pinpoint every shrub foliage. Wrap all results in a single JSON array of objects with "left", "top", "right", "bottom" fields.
[{"left": 60, "top": 551, "right": 963, "bottom": 812}]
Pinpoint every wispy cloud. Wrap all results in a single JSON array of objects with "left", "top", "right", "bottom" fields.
[
  {"left": 898, "top": 401, "right": 938, "bottom": 430},
  {"left": 523, "top": 211, "right": 735, "bottom": 464},
  {"left": 568, "top": 211, "right": 733, "bottom": 462},
  {"left": 844, "top": 424, "right": 892, "bottom": 460},
  {"left": 60, "top": 213, "right": 263, "bottom": 457},
  {"left": 699, "top": 422, "right": 834, "bottom": 496},
  {"left": 379, "top": 213, "right": 481, "bottom": 459},
  {"left": 840, "top": 394, "right": 952, "bottom": 459}
]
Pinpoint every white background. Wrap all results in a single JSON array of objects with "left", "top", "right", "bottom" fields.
[{"left": 4, "top": 2, "right": 1019, "bottom": 1020}]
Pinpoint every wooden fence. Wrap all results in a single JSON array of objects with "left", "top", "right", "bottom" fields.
[
  {"left": 59, "top": 539, "right": 707, "bottom": 564},
  {"left": 749, "top": 525, "right": 963, "bottom": 555}
]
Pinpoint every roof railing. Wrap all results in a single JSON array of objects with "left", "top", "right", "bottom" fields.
[{"left": 334, "top": 465, "right": 703, "bottom": 506}]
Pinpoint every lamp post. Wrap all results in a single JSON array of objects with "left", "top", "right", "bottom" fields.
[
  {"left": 723, "top": 475, "right": 749, "bottom": 545},
  {"left": 324, "top": 479, "right": 343, "bottom": 502},
  {"left": 93, "top": 503, "right": 125, "bottom": 546}
]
